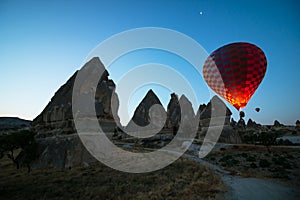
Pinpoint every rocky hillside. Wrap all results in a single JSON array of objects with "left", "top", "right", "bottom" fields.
[{"left": 0, "top": 117, "right": 31, "bottom": 135}]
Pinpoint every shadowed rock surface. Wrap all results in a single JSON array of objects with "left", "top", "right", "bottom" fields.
[
  {"left": 30, "top": 57, "right": 120, "bottom": 168},
  {"left": 176, "top": 95, "right": 198, "bottom": 136},
  {"left": 166, "top": 93, "right": 181, "bottom": 135},
  {"left": 246, "top": 118, "right": 261, "bottom": 129},
  {"left": 296, "top": 120, "right": 300, "bottom": 130},
  {"left": 127, "top": 89, "right": 165, "bottom": 128},
  {"left": 198, "top": 95, "right": 232, "bottom": 128},
  {"left": 274, "top": 120, "right": 283, "bottom": 127},
  {"left": 31, "top": 57, "right": 120, "bottom": 137},
  {"left": 196, "top": 96, "right": 241, "bottom": 143}
]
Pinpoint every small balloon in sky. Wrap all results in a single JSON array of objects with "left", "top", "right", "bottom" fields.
[
  {"left": 203, "top": 42, "right": 267, "bottom": 111},
  {"left": 255, "top": 107, "right": 260, "bottom": 112},
  {"left": 199, "top": 11, "right": 203, "bottom": 15}
]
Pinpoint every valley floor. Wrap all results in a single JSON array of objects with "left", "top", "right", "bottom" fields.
[{"left": 0, "top": 154, "right": 225, "bottom": 200}]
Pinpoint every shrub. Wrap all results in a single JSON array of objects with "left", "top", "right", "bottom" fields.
[
  {"left": 250, "top": 162, "right": 257, "bottom": 168},
  {"left": 241, "top": 153, "right": 248, "bottom": 158},
  {"left": 259, "top": 159, "right": 271, "bottom": 168},
  {"left": 0, "top": 130, "right": 38, "bottom": 172},
  {"left": 246, "top": 156, "right": 256, "bottom": 162},
  {"left": 220, "top": 155, "right": 233, "bottom": 162}
]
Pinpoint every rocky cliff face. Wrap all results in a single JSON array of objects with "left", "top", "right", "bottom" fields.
[{"left": 31, "top": 57, "right": 120, "bottom": 137}]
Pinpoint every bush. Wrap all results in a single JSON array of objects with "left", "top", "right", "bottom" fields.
[
  {"left": 0, "top": 130, "right": 38, "bottom": 172},
  {"left": 272, "top": 157, "right": 292, "bottom": 169},
  {"left": 220, "top": 155, "right": 233, "bottom": 162},
  {"left": 250, "top": 162, "right": 257, "bottom": 168},
  {"left": 259, "top": 159, "right": 271, "bottom": 168},
  {"left": 241, "top": 153, "right": 248, "bottom": 158},
  {"left": 246, "top": 156, "right": 256, "bottom": 162}
]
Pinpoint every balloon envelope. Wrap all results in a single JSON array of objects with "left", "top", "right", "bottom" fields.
[
  {"left": 203, "top": 42, "right": 267, "bottom": 110},
  {"left": 255, "top": 107, "right": 260, "bottom": 112}
]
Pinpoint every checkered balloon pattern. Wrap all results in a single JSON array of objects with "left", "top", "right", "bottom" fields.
[{"left": 203, "top": 42, "right": 267, "bottom": 110}]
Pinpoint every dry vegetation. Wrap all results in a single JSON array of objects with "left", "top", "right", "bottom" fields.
[
  {"left": 0, "top": 155, "right": 225, "bottom": 200},
  {"left": 204, "top": 145, "right": 300, "bottom": 186}
]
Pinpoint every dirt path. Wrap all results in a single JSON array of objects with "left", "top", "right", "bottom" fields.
[
  {"left": 185, "top": 144, "right": 300, "bottom": 200},
  {"left": 121, "top": 143, "right": 300, "bottom": 200},
  {"left": 222, "top": 175, "right": 300, "bottom": 200}
]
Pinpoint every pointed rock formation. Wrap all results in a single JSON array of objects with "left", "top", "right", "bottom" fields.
[
  {"left": 199, "top": 95, "right": 232, "bottom": 127},
  {"left": 31, "top": 57, "right": 120, "bottom": 137},
  {"left": 273, "top": 120, "right": 283, "bottom": 127},
  {"left": 230, "top": 118, "right": 237, "bottom": 127},
  {"left": 166, "top": 93, "right": 181, "bottom": 135},
  {"left": 126, "top": 89, "right": 166, "bottom": 132},
  {"left": 196, "top": 96, "right": 241, "bottom": 143},
  {"left": 177, "top": 95, "right": 198, "bottom": 135},
  {"left": 296, "top": 120, "right": 300, "bottom": 130},
  {"left": 29, "top": 57, "right": 121, "bottom": 168},
  {"left": 247, "top": 118, "right": 261, "bottom": 129},
  {"left": 197, "top": 104, "right": 207, "bottom": 115}
]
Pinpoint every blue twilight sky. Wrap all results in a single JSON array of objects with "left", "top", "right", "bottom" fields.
[{"left": 0, "top": 0, "right": 299, "bottom": 125}]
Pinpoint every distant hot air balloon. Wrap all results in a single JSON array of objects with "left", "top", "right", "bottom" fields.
[
  {"left": 203, "top": 42, "right": 267, "bottom": 110},
  {"left": 255, "top": 107, "right": 260, "bottom": 112}
]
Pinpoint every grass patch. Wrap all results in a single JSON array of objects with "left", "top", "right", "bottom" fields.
[
  {"left": 204, "top": 145, "right": 300, "bottom": 186},
  {"left": 0, "top": 156, "right": 225, "bottom": 200}
]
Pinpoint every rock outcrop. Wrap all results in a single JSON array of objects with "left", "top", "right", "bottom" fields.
[
  {"left": 32, "top": 135, "right": 97, "bottom": 168},
  {"left": 126, "top": 91, "right": 198, "bottom": 136},
  {"left": 219, "top": 126, "right": 242, "bottom": 143},
  {"left": 230, "top": 118, "right": 237, "bottom": 127},
  {"left": 194, "top": 96, "right": 241, "bottom": 143},
  {"left": 198, "top": 95, "right": 232, "bottom": 127},
  {"left": 30, "top": 57, "right": 120, "bottom": 168},
  {"left": 177, "top": 95, "right": 197, "bottom": 135},
  {"left": 166, "top": 93, "right": 181, "bottom": 135},
  {"left": 273, "top": 120, "right": 283, "bottom": 127},
  {"left": 31, "top": 57, "right": 120, "bottom": 137},
  {"left": 246, "top": 118, "right": 261, "bottom": 129},
  {"left": 126, "top": 89, "right": 166, "bottom": 133},
  {"left": 296, "top": 120, "right": 300, "bottom": 130}
]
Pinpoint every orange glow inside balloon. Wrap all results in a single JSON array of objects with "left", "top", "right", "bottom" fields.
[{"left": 203, "top": 42, "right": 267, "bottom": 111}]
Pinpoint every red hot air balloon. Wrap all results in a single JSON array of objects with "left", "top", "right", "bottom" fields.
[{"left": 203, "top": 42, "right": 267, "bottom": 110}]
